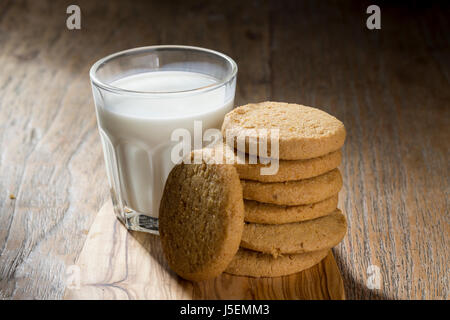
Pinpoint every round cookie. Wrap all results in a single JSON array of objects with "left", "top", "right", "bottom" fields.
[
  {"left": 244, "top": 195, "right": 338, "bottom": 224},
  {"left": 225, "top": 248, "right": 329, "bottom": 277},
  {"left": 159, "top": 162, "right": 244, "bottom": 281},
  {"left": 235, "top": 150, "right": 342, "bottom": 182},
  {"left": 241, "top": 168, "right": 343, "bottom": 205},
  {"left": 241, "top": 210, "right": 347, "bottom": 256},
  {"left": 203, "top": 141, "right": 342, "bottom": 182},
  {"left": 221, "top": 101, "right": 346, "bottom": 160}
]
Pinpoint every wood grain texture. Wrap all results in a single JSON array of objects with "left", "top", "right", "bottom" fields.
[
  {"left": 63, "top": 201, "right": 345, "bottom": 300},
  {"left": 0, "top": 0, "right": 448, "bottom": 299}
]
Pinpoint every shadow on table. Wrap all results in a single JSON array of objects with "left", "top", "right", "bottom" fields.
[
  {"left": 128, "top": 229, "right": 183, "bottom": 278},
  {"left": 333, "top": 249, "right": 392, "bottom": 300}
]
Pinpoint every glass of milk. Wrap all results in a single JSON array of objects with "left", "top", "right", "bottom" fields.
[{"left": 90, "top": 46, "right": 237, "bottom": 234}]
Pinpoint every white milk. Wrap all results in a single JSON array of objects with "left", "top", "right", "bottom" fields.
[{"left": 96, "top": 71, "right": 233, "bottom": 217}]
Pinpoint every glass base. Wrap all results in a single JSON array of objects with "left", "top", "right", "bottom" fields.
[
  {"left": 126, "top": 212, "right": 159, "bottom": 235},
  {"left": 114, "top": 204, "right": 159, "bottom": 235},
  {"left": 109, "top": 187, "right": 159, "bottom": 235}
]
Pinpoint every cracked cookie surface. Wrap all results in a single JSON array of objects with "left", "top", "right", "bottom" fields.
[{"left": 221, "top": 101, "right": 346, "bottom": 160}]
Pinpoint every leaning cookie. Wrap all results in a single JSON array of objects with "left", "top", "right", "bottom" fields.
[
  {"left": 244, "top": 195, "right": 338, "bottom": 224},
  {"left": 241, "top": 210, "right": 347, "bottom": 256},
  {"left": 159, "top": 161, "right": 244, "bottom": 281},
  {"left": 221, "top": 101, "right": 346, "bottom": 160},
  {"left": 225, "top": 248, "right": 329, "bottom": 277},
  {"left": 241, "top": 169, "right": 343, "bottom": 206}
]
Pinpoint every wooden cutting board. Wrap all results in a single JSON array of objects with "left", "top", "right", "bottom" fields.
[{"left": 64, "top": 201, "right": 345, "bottom": 300}]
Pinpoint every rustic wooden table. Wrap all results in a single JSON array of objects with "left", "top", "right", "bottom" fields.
[{"left": 0, "top": 0, "right": 448, "bottom": 300}]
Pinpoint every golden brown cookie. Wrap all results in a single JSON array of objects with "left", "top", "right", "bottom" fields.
[
  {"left": 159, "top": 162, "right": 244, "bottom": 281},
  {"left": 241, "top": 168, "right": 343, "bottom": 205},
  {"left": 241, "top": 210, "right": 347, "bottom": 256},
  {"left": 236, "top": 150, "right": 342, "bottom": 182},
  {"left": 244, "top": 195, "right": 338, "bottom": 224},
  {"left": 203, "top": 142, "right": 342, "bottom": 182},
  {"left": 225, "top": 248, "right": 328, "bottom": 277},
  {"left": 221, "top": 101, "right": 346, "bottom": 160}
]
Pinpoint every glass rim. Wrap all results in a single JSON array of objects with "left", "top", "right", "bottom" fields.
[{"left": 89, "top": 45, "right": 238, "bottom": 96}]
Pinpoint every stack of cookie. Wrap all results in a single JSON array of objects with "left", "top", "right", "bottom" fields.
[
  {"left": 221, "top": 101, "right": 347, "bottom": 277},
  {"left": 159, "top": 101, "right": 347, "bottom": 281}
]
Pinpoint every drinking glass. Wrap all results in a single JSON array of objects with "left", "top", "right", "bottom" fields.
[{"left": 90, "top": 46, "right": 237, "bottom": 234}]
